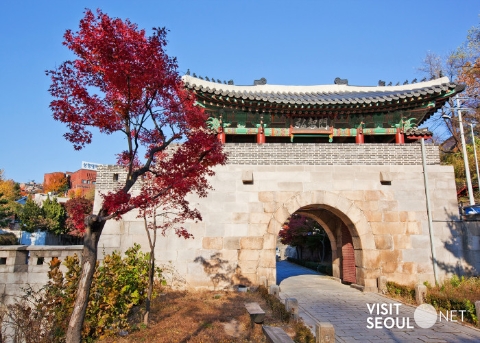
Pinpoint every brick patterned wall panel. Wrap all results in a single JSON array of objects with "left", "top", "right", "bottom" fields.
[{"left": 223, "top": 143, "right": 440, "bottom": 166}]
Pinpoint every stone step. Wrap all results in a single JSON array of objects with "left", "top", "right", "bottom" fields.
[
  {"left": 244, "top": 302, "right": 265, "bottom": 324},
  {"left": 262, "top": 326, "right": 295, "bottom": 343}
]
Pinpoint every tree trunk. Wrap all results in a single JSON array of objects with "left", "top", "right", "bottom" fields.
[
  {"left": 143, "top": 212, "right": 157, "bottom": 326},
  {"left": 66, "top": 215, "right": 105, "bottom": 343},
  {"left": 143, "top": 228, "right": 156, "bottom": 326}
]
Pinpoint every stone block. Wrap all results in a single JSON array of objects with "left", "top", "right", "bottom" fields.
[
  {"left": 277, "top": 182, "right": 303, "bottom": 192},
  {"left": 345, "top": 205, "right": 364, "bottom": 225},
  {"left": 363, "top": 277, "right": 379, "bottom": 290},
  {"left": 258, "top": 250, "right": 276, "bottom": 268},
  {"left": 393, "top": 234, "right": 411, "bottom": 249},
  {"left": 323, "top": 192, "right": 339, "bottom": 208},
  {"left": 402, "top": 262, "right": 417, "bottom": 274},
  {"left": 355, "top": 267, "right": 381, "bottom": 281},
  {"left": 378, "top": 200, "right": 399, "bottom": 211},
  {"left": 333, "top": 179, "right": 354, "bottom": 190},
  {"left": 403, "top": 249, "right": 432, "bottom": 263},
  {"left": 224, "top": 224, "right": 249, "bottom": 237},
  {"left": 177, "top": 249, "right": 198, "bottom": 261},
  {"left": 257, "top": 266, "right": 276, "bottom": 281},
  {"left": 242, "top": 170, "right": 253, "bottom": 184},
  {"left": 267, "top": 219, "right": 281, "bottom": 235},
  {"left": 380, "top": 171, "right": 393, "bottom": 182},
  {"left": 231, "top": 212, "right": 249, "bottom": 224},
  {"left": 263, "top": 234, "right": 276, "bottom": 250},
  {"left": 355, "top": 249, "right": 380, "bottom": 269},
  {"left": 312, "top": 190, "right": 326, "bottom": 204},
  {"left": 378, "top": 276, "right": 387, "bottom": 293},
  {"left": 315, "top": 322, "right": 335, "bottom": 343},
  {"left": 383, "top": 211, "right": 399, "bottom": 222},
  {"left": 248, "top": 201, "right": 264, "bottom": 213},
  {"left": 382, "top": 261, "right": 399, "bottom": 274},
  {"left": 356, "top": 200, "right": 379, "bottom": 211},
  {"left": 410, "top": 235, "right": 430, "bottom": 249},
  {"left": 274, "top": 191, "right": 299, "bottom": 204},
  {"left": 399, "top": 211, "right": 408, "bottom": 222},
  {"left": 269, "top": 285, "right": 279, "bottom": 296},
  {"left": 365, "top": 190, "right": 383, "bottom": 201},
  {"left": 258, "top": 191, "right": 275, "bottom": 203},
  {"left": 156, "top": 250, "right": 178, "bottom": 262},
  {"left": 354, "top": 234, "right": 376, "bottom": 250},
  {"left": 240, "top": 237, "right": 264, "bottom": 250},
  {"left": 379, "top": 250, "right": 402, "bottom": 263},
  {"left": 364, "top": 211, "right": 383, "bottom": 222},
  {"left": 285, "top": 298, "right": 299, "bottom": 320},
  {"left": 250, "top": 212, "right": 272, "bottom": 225},
  {"left": 371, "top": 222, "right": 405, "bottom": 235},
  {"left": 97, "top": 234, "right": 121, "bottom": 248},
  {"left": 374, "top": 235, "right": 393, "bottom": 250},
  {"left": 248, "top": 223, "right": 267, "bottom": 236},
  {"left": 223, "top": 237, "right": 240, "bottom": 250},
  {"left": 406, "top": 222, "right": 422, "bottom": 235},
  {"left": 415, "top": 284, "right": 427, "bottom": 304},
  {"left": 263, "top": 202, "right": 278, "bottom": 213},
  {"left": 238, "top": 249, "right": 260, "bottom": 261},
  {"left": 202, "top": 237, "right": 223, "bottom": 250},
  {"left": 237, "top": 260, "right": 258, "bottom": 274},
  {"left": 205, "top": 224, "right": 225, "bottom": 237},
  {"left": 296, "top": 192, "right": 313, "bottom": 207}
]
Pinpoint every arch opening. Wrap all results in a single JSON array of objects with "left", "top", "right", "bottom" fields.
[{"left": 276, "top": 206, "right": 357, "bottom": 284}]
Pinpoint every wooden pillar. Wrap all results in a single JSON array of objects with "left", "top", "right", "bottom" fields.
[
  {"left": 256, "top": 131, "right": 265, "bottom": 144},
  {"left": 217, "top": 114, "right": 226, "bottom": 144},
  {"left": 217, "top": 130, "right": 226, "bottom": 144},
  {"left": 355, "top": 127, "right": 364, "bottom": 144},
  {"left": 395, "top": 128, "right": 405, "bottom": 144},
  {"left": 257, "top": 119, "right": 265, "bottom": 144}
]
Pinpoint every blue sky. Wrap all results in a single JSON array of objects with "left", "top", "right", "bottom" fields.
[{"left": 1, "top": 0, "right": 479, "bottom": 183}]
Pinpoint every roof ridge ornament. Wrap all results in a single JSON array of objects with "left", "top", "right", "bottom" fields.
[
  {"left": 334, "top": 77, "right": 348, "bottom": 85},
  {"left": 254, "top": 77, "right": 267, "bottom": 85}
]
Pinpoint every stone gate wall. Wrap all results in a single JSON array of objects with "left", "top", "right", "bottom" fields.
[{"left": 93, "top": 143, "right": 478, "bottom": 291}]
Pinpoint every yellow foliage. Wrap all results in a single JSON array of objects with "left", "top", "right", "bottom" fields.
[{"left": 44, "top": 173, "right": 68, "bottom": 194}]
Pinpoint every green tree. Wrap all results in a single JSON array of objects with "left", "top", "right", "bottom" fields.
[
  {"left": 0, "top": 192, "right": 12, "bottom": 227},
  {"left": 18, "top": 197, "right": 45, "bottom": 232},
  {"left": 42, "top": 197, "right": 67, "bottom": 234}
]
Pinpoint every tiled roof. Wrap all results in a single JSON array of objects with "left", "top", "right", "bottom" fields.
[{"left": 182, "top": 75, "right": 464, "bottom": 106}]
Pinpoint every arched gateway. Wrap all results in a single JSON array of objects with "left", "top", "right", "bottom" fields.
[
  {"left": 96, "top": 75, "right": 469, "bottom": 292},
  {"left": 269, "top": 191, "right": 375, "bottom": 288}
]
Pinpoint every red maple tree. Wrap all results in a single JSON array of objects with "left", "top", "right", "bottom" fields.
[{"left": 47, "top": 9, "right": 226, "bottom": 342}]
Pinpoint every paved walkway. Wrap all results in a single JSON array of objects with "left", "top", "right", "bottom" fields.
[{"left": 277, "top": 261, "right": 480, "bottom": 342}]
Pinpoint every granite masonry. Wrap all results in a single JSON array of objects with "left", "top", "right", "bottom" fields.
[{"left": 91, "top": 143, "right": 479, "bottom": 292}]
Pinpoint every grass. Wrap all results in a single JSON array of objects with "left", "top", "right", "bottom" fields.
[
  {"left": 100, "top": 287, "right": 314, "bottom": 343},
  {"left": 385, "top": 276, "right": 480, "bottom": 326}
]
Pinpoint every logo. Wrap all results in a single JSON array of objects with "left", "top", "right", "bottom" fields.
[{"left": 366, "top": 303, "right": 466, "bottom": 329}]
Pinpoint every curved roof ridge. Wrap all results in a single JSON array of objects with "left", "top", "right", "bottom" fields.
[{"left": 182, "top": 75, "right": 453, "bottom": 94}]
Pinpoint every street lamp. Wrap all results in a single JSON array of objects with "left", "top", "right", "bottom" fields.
[
  {"left": 442, "top": 95, "right": 475, "bottom": 205},
  {"left": 470, "top": 123, "right": 480, "bottom": 196}
]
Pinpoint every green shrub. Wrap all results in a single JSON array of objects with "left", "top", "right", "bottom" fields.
[
  {"left": 385, "top": 277, "right": 480, "bottom": 326},
  {"left": 386, "top": 282, "right": 416, "bottom": 303},
  {"left": 2, "top": 243, "right": 156, "bottom": 342},
  {"left": 0, "top": 232, "right": 18, "bottom": 245}
]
